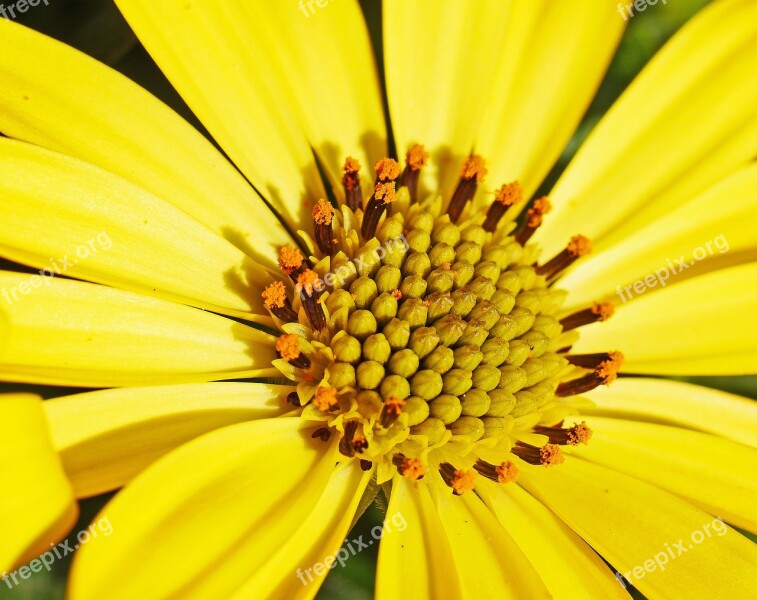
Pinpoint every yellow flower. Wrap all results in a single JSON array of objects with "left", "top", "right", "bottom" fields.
[{"left": 1, "top": 0, "right": 756, "bottom": 598}]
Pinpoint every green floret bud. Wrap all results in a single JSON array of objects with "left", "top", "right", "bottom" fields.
[
  {"left": 453, "top": 345, "right": 484, "bottom": 370},
  {"left": 331, "top": 333, "right": 362, "bottom": 363},
  {"left": 388, "top": 348, "right": 420, "bottom": 378},
  {"left": 375, "top": 265, "right": 402, "bottom": 293},
  {"left": 371, "top": 292, "right": 398, "bottom": 326},
  {"left": 431, "top": 221, "right": 461, "bottom": 246},
  {"left": 402, "top": 251, "right": 431, "bottom": 277},
  {"left": 497, "top": 365, "right": 528, "bottom": 393},
  {"left": 448, "top": 416, "right": 484, "bottom": 440},
  {"left": 380, "top": 374, "right": 411, "bottom": 400},
  {"left": 423, "top": 346, "right": 455, "bottom": 374},
  {"left": 455, "top": 241, "right": 483, "bottom": 265},
  {"left": 429, "top": 394, "right": 462, "bottom": 424},
  {"left": 404, "top": 395, "right": 430, "bottom": 425},
  {"left": 427, "top": 267, "right": 455, "bottom": 293},
  {"left": 451, "top": 262, "right": 475, "bottom": 287},
  {"left": 472, "top": 364, "right": 501, "bottom": 391},
  {"left": 480, "top": 337, "right": 509, "bottom": 366},
  {"left": 383, "top": 318, "right": 411, "bottom": 350},
  {"left": 428, "top": 242, "right": 456, "bottom": 267},
  {"left": 329, "top": 362, "right": 356, "bottom": 388},
  {"left": 504, "top": 339, "right": 530, "bottom": 366},
  {"left": 486, "top": 389, "right": 517, "bottom": 416},
  {"left": 350, "top": 275, "right": 378, "bottom": 308},
  {"left": 442, "top": 368, "right": 473, "bottom": 395},
  {"left": 474, "top": 260, "right": 501, "bottom": 283},
  {"left": 347, "top": 309, "right": 378, "bottom": 340},
  {"left": 460, "top": 388, "right": 490, "bottom": 417},
  {"left": 363, "top": 333, "right": 391, "bottom": 363},
  {"left": 406, "top": 228, "right": 431, "bottom": 253},
  {"left": 410, "top": 369, "right": 444, "bottom": 400},
  {"left": 409, "top": 327, "right": 441, "bottom": 360},
  {"left": 397, "top": 298, "right": 428, "bottom": 329},
  {"left": 450, "top": 287, "right": 477, "bottom": 317},
  {"left": 425, "top": 291, "right": 453, "bottom": 321},
  {"left": 357, "top": 360, "right": 385, "bottom": 390}
]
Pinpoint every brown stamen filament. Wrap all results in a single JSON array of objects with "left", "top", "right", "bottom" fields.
[
  {"left": 560, "top": 301, "right": 615, "bottom": 331},
  {"left": 566, "top": 351, "right": 624, "bottom": 369},
  {"left": 380, "top": 396, "right": 406, "bottom": 428},
  {"left": 338, "top": 420, "right": 360, "bottom": 457},
  {"left": 262, "top": 281, "right": 298, "bottom": 323},
  {"left": 439, "top": 462, "right": 477, "bottom": 495},
  {"left": 515, "top": 197, "right": 551, "bottom": 245},
  {"left": 448, "top": 155, "right": 487, "bottom": 223},
  {"left": 400, "top": 144, "right": 429, "bottom": 202},
  {"left": 534, "top": 421, "right": 593, "bottom": 446},
  {"left": 556, "top": 353, "right": 623, "bottom": 396},
  {"left": 512, "top": 442, "right": 564, "bottom": 466},
  {"left": 362, "top": 181, "right": 396, "bottom": 239},
  {"left": 474, "top": 459, "right": 519, "bottom": 484},
  {"left": 296, "top": 269, "right": 328, "bottom": 332},
  {"left": 535, "top": 235, "right": 591, "bottom": 280},
  {"left": 312, "top": 198, "right": 337, "bottom": 255},
  {"left": 342, "top": 157, "right": 363, "bottom": 211},
  {"left": 483, "top": 181, "right": 523, "bottom": 232}
]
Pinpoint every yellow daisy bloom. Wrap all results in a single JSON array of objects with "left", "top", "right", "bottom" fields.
[{"left": 2, "top": 0, "right": 756, "bottom": 599}]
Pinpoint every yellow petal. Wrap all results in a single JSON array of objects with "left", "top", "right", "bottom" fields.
[
  {"left": 376, "top": 477, "right": 463, "bottom": 600},
  {"left": 0, "top": 272, "right": 278, "bottom": 387},
  {"left": 0, "top": 139, "right": 274, "bottom": 321},
  {"left": 570, "top": 416, "right": 757, "bottom": 532},
  {"left": 431, "top": 475, "right": 550, "bottom": 599},
  {"left": 572, "top": 262, "right": 757, "bottom": 374},
  {"left": 538, "top": 0, "right": 757, "bottom": 257},
  {"left": 0, "top": 19, "right": 290, "bottom": 265},
  {"left": 383, "top": 0, "right": 511, "bottom": 196},
  {"left": 560, "top": 163, "right": 757, "bottom": 310},
  {"left": 583, "top": 378, "right": 757, "bottom": 448},
  {"left": 113, "top": 0, "right": 326, "bottom": 228},
  {"left": 476, "top": 480, "right": 629, "bottom": 599},
  {"left": 475, "top": 0, "right": 624, "bottom": 200},
  {"left": 238, "top": 1, "right": 387, "bottom": 202},
  {"left": 1, "top": 394, "right": 77, "bottom": 570},
  {"left": 45, "top": 383, "right": 290, "bottom": 498},
  {"left": 519, "top": 457, "right": 757, "bottom": 600},
  {"left": 69, "top": 418, "right": 336, "bottom": 600},
  {"left": 233, "top": 461, "right": 372, "bottom": 599}
]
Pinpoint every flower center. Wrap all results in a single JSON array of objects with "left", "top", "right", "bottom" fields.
[{"left": 264, "top": 146, "right": 622, "bottom": 491}]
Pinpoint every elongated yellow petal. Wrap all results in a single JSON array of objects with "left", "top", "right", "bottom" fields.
[
  {"left": 0, "top": 139, "right": 274, "bottom": 321},
  {"left": 573, "top": 262, "right": 757, "bottom": 374},
  {"left": 476, "top": 480, "right": 629, "bottom": 599},
  {"left": 69, "top": 418, "right": 337, "bottom": 600},
  {"left": 561, "top": 164, "right": 757, "bottom": 309},
  {"left": 232, "top": 461, "right": 371, "bottom": 600},
  {"left": 45, "top": 383, "right": 290, "bottom": 498},
  {"left": 384, "top": 0, "right": 511, "bottom": 196},
  {"left": 583, "top": 378, "right": 757, "bottom": 448},
  {"left": 570, "top": 416, "right": 757, "bottom": 532},
  {"left": 114, "top": 0, "right": 326, "bottom": 228},
  {"left": 0, "top": 19, "right": 290, "bottom": 265},
  {"left": 519, "top": 457, "right": 757, "bottom": 600},
  {"left": 538, "top": 0, "right": 757, "bottom": 257},
  {"left": 1, "top": 394, "right": 77, "bottom": 570},
  {"left": 0, "top": 272, "right": 278, "bottom": 387},
  {"left": 474, "top": 0, "right": 624, "bottom": 200},
  {"left": 431, "top": 476, "right": 550, "bottom": 599},
  {"left": 376, "top": 477, "right": 463, "bottom": 600},
  {"left": 238, "top": 1, "right": 386, "bottom": 202}
]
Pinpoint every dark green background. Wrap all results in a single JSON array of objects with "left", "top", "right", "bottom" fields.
[{"left": 3, "top": 1, "right": 753, "bottom": 598}]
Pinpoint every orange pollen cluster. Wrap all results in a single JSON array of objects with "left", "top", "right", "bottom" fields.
[
  {"left": 450, "top": 469, "right": 477, "bottom": 495},
  {"left": 262, "top": 281, "right": 287, "bottom": 309},
  {"left": 374, "top": 181, "right": 396, "bottom": 204},
  {"left": 597, "top": 352, "right": 624, "bottom": 384},
  {"left": 343, "top": 156, "right": 361, "bottom": 175},
  {"left": 496, "top": 461, "right": 519, "bottom": 484},
  {"left": 297, "top": 269, "right": 321, "bottom": 296},
  {"left": 495, "top": 181, "right": 523, "bottom": 206},
  {"left": 567, "top": 422, "right": 593, "bottom": 445},
  {"left": 384, "top": 396, "right": 406, "bottom": 416},
  {"left": 540, "top": 444, "right": 565, "bottom": 466},
  {"left": 460, "top": 155, "right": 487, "bottom": 182},
  {"left": 374, "top": 158, "right": 401, "bottom": 181},
  {"left": 275, "top": 333, "right": 301, "bottom": 361},
  {"left": 398, "top": 457, "right": 425, "bottom": 481},
  {"left": 567, "top": 235, "right": 592, "bottom": 257},
  {"left": 313, "top": 386, "right": 339, "bottom": 411},
  {"left": 527, "top": 197, "right": 551, "bottom": 227},
  {"left": 312, "top": 199, "right": 335, "bottom": 225},
  {"left": 591, "top": 301, "right": 616, "bottom": 321},
  {"left": 406, "top": 144, "right": 430, "bottom": 171},
  {"left": 278, "top": 246, "right": 305, "bottom": 274}
]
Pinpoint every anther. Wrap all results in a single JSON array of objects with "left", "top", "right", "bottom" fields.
[
  {"left": 296, "top": 269, "right": 328, "bottom": 332},
  {"left": 374, "top": 158, "right": 401, "bottom": 184},
  {"left": 400, "top": 144, "right": 429, "bottom": 202},
  {"left": 342, "top": 157, "right": 363, "bottom": 211},
  {"left": 275, "top": 333, "right": 311, "bottom": 369},
  {"left": 312, "top": 198, "right": 337, "bottom": 255},
  {"left": 393, "top": 454, "right": 425, "bottom": 480},
  {"left": 535, "top": 235, "right": 591, "bottom": 280},
  {"left": 339, "top": 420, "right": 361, "bottom": 457},
  {"left": 362, "top": 181, "right": 397, "bottom": 240},
  {"left": 360, "top": 459, "right": 373, "bottom": 471},
  {"left": 474, "top": 459, "right": 519, "bottom": 484},
  {"left": 556, "top": 352, "right": 624, "bottom": 396},
  {"left": 560, "top": 301, "right": 615, "bottom": 331},
  {"left": 534, "top": 421, "right": 593, "bottom": 445},
  {"left": 448, "top": 155, "right": 487, "bottom": 222},
  {"left": 380, "top": 396, "right": 406, "bottom": 428},
  {"left": 439, "top": 462, "right": 477, "bottom": 495},
  {"left": 278, "top": 246, "right": 308, "bottom": 278},
  {"left": 515, "top": 197, "right": 551, "bottom": 245},
  {"left": 512, "top": 442, "right": 565, "bottom": 466},
  {"left": 311, "top": 427, "right": 332, "bottom": 442},
  {"left": 313, "top": 386, "right": 339, "bottom": 411},
  {"left": 262, "top": 281, "right": 298, "bottom": 323},
  {"left": 566, "top": 351, "right": 624, "bottom": 370},
  {"left": 287, "top": 391, "right": 302, "bottom": 406},
  {"left": 483, "top": 181, "right": 523, "bottom": 232}
]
